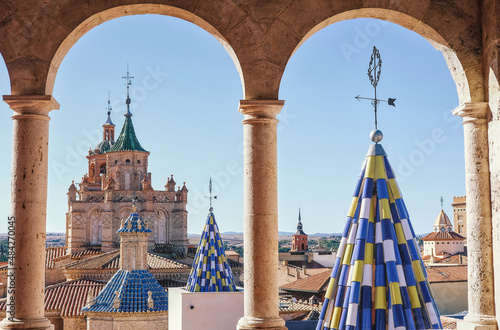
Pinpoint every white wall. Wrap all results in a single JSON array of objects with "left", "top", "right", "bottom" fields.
[
  {"left": 423, "top": 240, "right": 464, "bottom": 256},
  {"left": 312, "top": 252, "right": 336, "bottom": 267},
  {"left": 430, "top": 281, "right": 468, "bottom": 315},
  {"left": 168, "top": 288, "right": 244, "bottom": 330}
]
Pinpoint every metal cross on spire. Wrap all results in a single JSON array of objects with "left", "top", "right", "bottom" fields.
[
  {"left": 354, "top": 46, "right": 396, "bottom": 131},
  {"left": 122, "top": 64, "right": 134, "bottom": 117},
  {"left": 205, "top": 178, "right": 218, "bottom": 210}
]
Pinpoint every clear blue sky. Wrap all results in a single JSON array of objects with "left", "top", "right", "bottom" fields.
[{"left": 0, "top": 15, "right": 464, "bottom": 236}]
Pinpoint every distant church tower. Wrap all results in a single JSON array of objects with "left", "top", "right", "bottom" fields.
[
  {"left": 422, "top": 197, "right": 465, "bottom": 257},
  {"left": 66, "top": 70, "right": 189, "bottom": 254},
  {"left": 291, "top": 209, "right": 308, "bottom": 252}
]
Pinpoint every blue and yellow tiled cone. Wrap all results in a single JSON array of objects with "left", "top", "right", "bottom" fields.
[
  {"left": 316, "top": 132, "right": 442, "bottom": 330},
  {"left": 186, "top": 207, "right": 237, "bottom": 292}
]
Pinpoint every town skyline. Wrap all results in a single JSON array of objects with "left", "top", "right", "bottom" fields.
[{"left": 0, "top": 15, "right": 464, "bottom": 235}]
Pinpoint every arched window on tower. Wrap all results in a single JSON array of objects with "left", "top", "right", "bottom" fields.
[
  {"left": 155, "top": 210, "right": 167, "bottom": 244},
  {"left": 124, "top": 172, "right": 131, "bottom": 190},
  {"left": 100, "top": 163, "right": 106, "bottom": 175},
  {"left": 90, "top": 163, "right": 95, "bottom": 177},
  {"left": 91, "top": 218, "right": 102, "bottom": 245}
]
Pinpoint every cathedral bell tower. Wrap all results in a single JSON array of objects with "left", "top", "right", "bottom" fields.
[
  {"left": 66, "top": 68, "right": 188, "bottom": 255},
  {"left": 85, "top": 93, "right": 115, "bottom": 188}
]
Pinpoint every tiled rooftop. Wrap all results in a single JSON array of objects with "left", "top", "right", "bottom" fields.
[
  {"left": 108, "top": 116, "right": 147, "bottom": 153},
  {"left": 82, "top": 269, "right": 168, "bottom": 313},
  {"left": 280, "top": 270, "right": 331, "bottom": 293},
  {"left": 426, "top": 265, "right": 468, "bottom": 283},
  {"left": 117, "top": 212, "right": 152, "bottom": 233},
  {"left": 63, "top": 250, "right": 188, "bottom": 270},
  {"left": 70, "top": 247, "right": 103, "bottom": 259},
  {"left": 421, "top": 231, "right": 465, "bottom": 241},
  {"left": 45, "top": 247, "right": 67, "bottom": 269},
  {"left": 0, "top": 279, "right": 106, "bottom": 317},
  {"left": 434, "top": 253, "right": 468, "bottom": 264}
]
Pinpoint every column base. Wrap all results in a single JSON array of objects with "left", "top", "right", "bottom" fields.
[
  {"left": 0, "top": 317, "right": 53, "bottom": 330},
  {"left": 457, "top": 315, "right": 498, "bottom": 330},
  {"left": 237, "top": 316, "right": 286, "bottom": 330}
]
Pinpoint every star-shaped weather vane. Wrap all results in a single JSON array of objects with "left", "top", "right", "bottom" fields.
[
  {"left": 355, "top": 46, "right": 396, "bottom": 134},
  {"left": 204, "top": 178, "right": 218, "bottom": 210}
]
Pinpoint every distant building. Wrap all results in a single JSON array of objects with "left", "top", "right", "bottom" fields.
[
  {"left": 66, "top": 73, "right": 188, "bottom": 254},
  {"left": 452, "top": 196, "right": 467, "bottom": 236},
  {"left": 291, "top": 209, "right": 308, "bottom": 252},
  {"left": 422, "top": 208, "right": 465, "bottom": 258}
]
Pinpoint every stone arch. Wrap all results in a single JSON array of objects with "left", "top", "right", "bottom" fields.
[
  {"left": 44, "top": 4, "right": 243, "bottom": 97},
  {"left": 280, "top": 8, "right": 483, "bottom": 104}
]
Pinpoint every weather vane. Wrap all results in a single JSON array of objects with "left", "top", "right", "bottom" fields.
[
  {"left": 122, "top": 63, "right": 134, "bottom": 117},
  {"left": 205, "top": 178, "right": 218, "bottom": 210},
  {"left": 107, "top": 90, "right": 112, "bottom": 115},
  {"left": 355, "top": 46, "right": 396, "bottom": 133}
]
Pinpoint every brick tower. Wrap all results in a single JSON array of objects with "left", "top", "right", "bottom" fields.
[{"left": 291, "top": 209, "right": 308, "bottom": 252}]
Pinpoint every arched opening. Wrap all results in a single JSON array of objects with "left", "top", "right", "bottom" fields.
[
  {"left": 286, "top": 9, "right": 475, "bottom": 104},
  {"left": 45, "top": 5, "right": 243, "bottom": 96},
  {"left": 155, "top": 209, "right": 168, "bottom": 245},
  {"left": 47, "top": 13, "right": 243, "bottom": 238},
  {"left": 278, "top": 17, "right": 464, "bottom": 251},
  {"left": 99, "top": 163, "right": 106, "bottom": 175},
  {"left": 90, "top": 215, "right": 102, "bottom": 245}
]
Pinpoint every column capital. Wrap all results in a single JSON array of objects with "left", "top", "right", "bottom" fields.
[
  {"left": 239, "top": 100, "right": 284, "bottom": 124},
  {"left": 452, "top": 102, "right": 489, "bottom": 123},
  {"left": 3, "top": 95, "right": 60, "bottom": 117}
]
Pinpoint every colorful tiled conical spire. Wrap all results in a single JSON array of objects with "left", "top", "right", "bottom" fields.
[
  {"left": 316, "top": 136, "right": 442, "bottom": 330},
  {"left": 186, "top": 207, "right": 236, "bottom": 292}
]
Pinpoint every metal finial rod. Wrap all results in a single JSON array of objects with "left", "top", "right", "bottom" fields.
[
  {"left": 440, "top": 196, "right": 444, "bottom": 209},
  {"left": 122, "top": 63, "right": 134, "bottom": 117},
  {"left": 204, "top": 177, "right": 218, "bottom": 210},
  {"left": 107, "top": 90, "right": 112, "bottom": 116}
]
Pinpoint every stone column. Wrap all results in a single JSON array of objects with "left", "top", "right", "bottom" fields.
[
  {"left": 237, "top": 100, "right": 286, "bottom": 330},
  {"left": 454, "top": 102, "right": 497, "bottom": 330},
  {"left": 0, "top": 95, "right": 59, "bottom": 330}
]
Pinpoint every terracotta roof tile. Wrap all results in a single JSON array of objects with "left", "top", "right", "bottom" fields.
[
  {"left": 63, "top": 250, "right": 188, "bottom": 270},
  {"left": 70, "top": 248, "right": 103, "bottom": 259},
  {"left": 421, "top": 231, "right": 465, "bottom": 241},
  {"left": 434, "top": 253, "right": 467, "bottom": 264},
  {"left": 46, "top": 247, "right": 68, "bottom": 269},
  {"left": 280, "top": 270, "right": 331, "bottom": 293},
  {"left": 425, "top": 265, "right": 467, "bottom": 283},
  {"left": 0, "top": 279, "right": 106, "bottom": 317}
]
